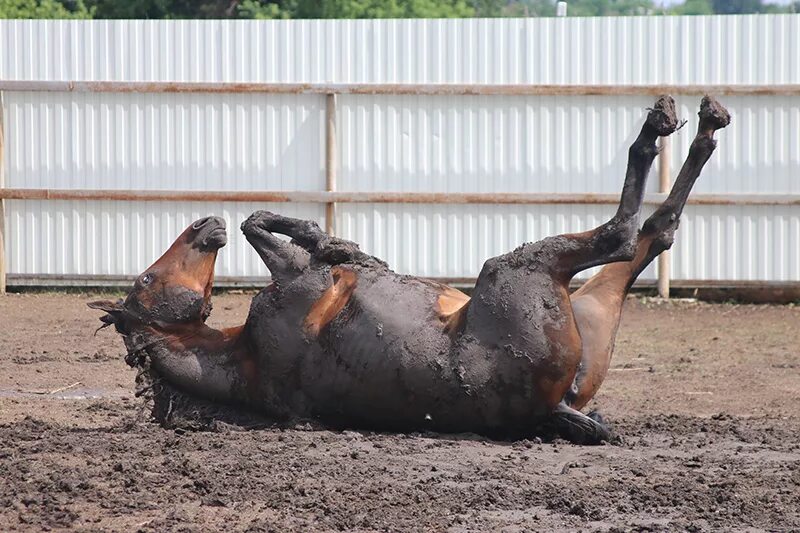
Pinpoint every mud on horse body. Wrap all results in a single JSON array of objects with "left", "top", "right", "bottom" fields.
[{"left": 91, "top": 96, "right": 730, "bottom": 444}]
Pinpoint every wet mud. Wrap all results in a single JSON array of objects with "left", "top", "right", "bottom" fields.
[{"left": 1, "top": 293, "right": 798, "bottom": 532}]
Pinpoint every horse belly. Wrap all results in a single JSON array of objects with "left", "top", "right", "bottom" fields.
[{"left": 297, "top": 273, "right": 468, "bottom": 430}]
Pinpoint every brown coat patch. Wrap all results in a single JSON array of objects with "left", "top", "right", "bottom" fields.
[
  {"left": 304, "top": 267, "right": 358, "bottom": 337},
  {"left": 538, "top": 287, "right": 584, "bottom": 409},
  {"left": 436, "top": 286, "right": 470, "bottom": 335}
]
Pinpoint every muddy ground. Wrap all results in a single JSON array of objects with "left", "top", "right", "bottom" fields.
[{"left": 0, "top": 292, "right": 798, "bottom": 532}]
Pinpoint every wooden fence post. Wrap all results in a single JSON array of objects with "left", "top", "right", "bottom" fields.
[
  {"left": 325, "top": 93, "right": 337, "bottom": 236},
  {"left": 657, "top": 135, "right": 671, "bottom": 299},
  {"left": 0, "top": 91, "right": 6, "bottom": 294}
]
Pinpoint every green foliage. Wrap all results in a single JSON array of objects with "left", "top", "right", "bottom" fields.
[
  {"left": 712, "top": 0, "right": 762, "bottom": 13},
  {"left": 473, "top": 0, "right": 553, "bottom": 16},
  {"left": 670, "top": 0, "right": 714, "bottom": 14},
  {"left": 2, "top": 0, "right": 797, "bottom": 20},
  {"left": 563, "top": 0, "right": 655, "bottom": 16},
  {"left": 238, "top": 0, "right": 291, "bottom": 18},
  {"left": 291, "top": 0, "right": 474, "bottom": 18},
  {"left": 0, "top": 0, "right": 93, "bottom": 18},
  {"left": 86, "top": 0, "right": 247, "bottom": 18},
  {"left": 85, "top": 0, "right": 474, "bottom": 19}
]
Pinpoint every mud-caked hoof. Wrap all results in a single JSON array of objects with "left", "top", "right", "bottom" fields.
[
  {"left": 240, "top": 210, "right": 277, "bottom": 236},
  {"left": 646, "top": 95, "right": 680, "bottom": 137},
  {"left": 698, "top": 95, "right": 731, "bottom": 131}
]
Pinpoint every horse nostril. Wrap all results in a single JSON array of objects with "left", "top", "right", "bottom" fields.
[
  {"left": 193, "top": 216, "right": 226, "bottom": 231},
  {"left": 192, "top": 217, "right": 212, "bottom": 230}
]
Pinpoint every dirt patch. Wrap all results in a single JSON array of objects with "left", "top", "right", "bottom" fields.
[{"left": 1, "top": 293, "right": 799, "bottom": 531}]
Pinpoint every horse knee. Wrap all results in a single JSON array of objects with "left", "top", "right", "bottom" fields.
[
  {"left": 596, "top": 215, "right": 639, "bottom": 263},
  {"left": 640, "top": 210, "right": 680, "bottom": 255}
]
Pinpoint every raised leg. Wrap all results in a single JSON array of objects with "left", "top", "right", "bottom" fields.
[
  {"left": 462, "top": 97, "right": 681, "bottom": 444},
  {"left": 243, "top": 210, "right": 384, "bottom": 268},
  {"left": 241, "top": 211, "right": 311, "bottom": 282},
  {"left": 515, "top": 95, "right": 680, "bottom": 282},
  {"left": 250, "top": 211, "right": 329, "bottom": 252},
  {"left": 565, "top": 96, "right": 731, "bottom": 410}
]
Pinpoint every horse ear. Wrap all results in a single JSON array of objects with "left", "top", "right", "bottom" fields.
[
  {"left": 87, "top": 300, "right": 126, "bottom": 333},
  {"left": 87, "top": 300, "right": 124, "bottom": 313}
]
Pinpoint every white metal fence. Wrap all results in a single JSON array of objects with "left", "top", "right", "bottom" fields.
[{"left": 1, "top": 17, "right": 798, "bottom": 290}]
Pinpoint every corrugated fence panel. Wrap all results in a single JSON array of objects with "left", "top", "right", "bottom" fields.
[
  {"left": 671, "top": 205, "right": 800, "bottom": 282},
  {"left": 1, "top": 17, "right": 799, "bottom": 84},
  {"left": 0, "top": 17, "right": 797, "bottom": 284},
  {"left": 338, "top": 94, "right": 650, "bottom": 195},
  {"left": 6, "top": 200, "right": 323, "bottom": 278},
  {"left": 4, "top": 92, "right": 324, "bottom": 191},
  {"left": 336, "top": 203, "right": 657, "bottom": 280},
  {"left": 334, "top": 92, "right": 799, "bottom": 281},
  {"left": 668, "top": 95, "right": 800, "bottom": 195},
  {"left": 338, "top": 94, "right": 800, "bottom": 195},
  {"left": 336, "top": 202, "right": 800, "bottom": 282}
]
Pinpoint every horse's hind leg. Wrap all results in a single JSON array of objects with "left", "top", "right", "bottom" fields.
[
  {"left": 470, "top": 96, "right": 679, "bottom": 330},
  {"left": 531, "top": 95, "right": 680, "bottom": 282},
  {"left": 566, "top": 96, "right": 731, "bottom": 411},
  {"left": 463, "top": 97, "right": 679, "bottom": 443}
]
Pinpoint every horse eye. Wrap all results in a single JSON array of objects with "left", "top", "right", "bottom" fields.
[{"left": 141, "top": 273, "right": 154, "bottom": 285}]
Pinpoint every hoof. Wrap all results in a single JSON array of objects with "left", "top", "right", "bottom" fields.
[
  {"left": 240, "top": 210, "right": 277, "bottom": 236},
  {"left": 586, "top": 410, "right": 622, "bottom": 445},
  {"left": 698, "top": 95, "right": 731, "bottom": 131},
  {"left": 552, "top": 404, "right": 617, "bottom": 445},
  {"left": 646, "top": 95, "right": 680, "bottom": 137},
  {"left": 587, "top": 410, "right": 606, "bottom": 425}
]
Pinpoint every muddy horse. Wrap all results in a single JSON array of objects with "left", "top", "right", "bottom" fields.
[{"left": 91, "top": 96, "right": 730, "bottom": 443}]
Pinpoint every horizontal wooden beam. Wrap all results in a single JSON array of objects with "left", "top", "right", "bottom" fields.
[
  {"left": 0, "top": 80, "right": 799, "bottom": 97},
  {"left": 1, "top": 188, "right": 798, "bottom": 206}
]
